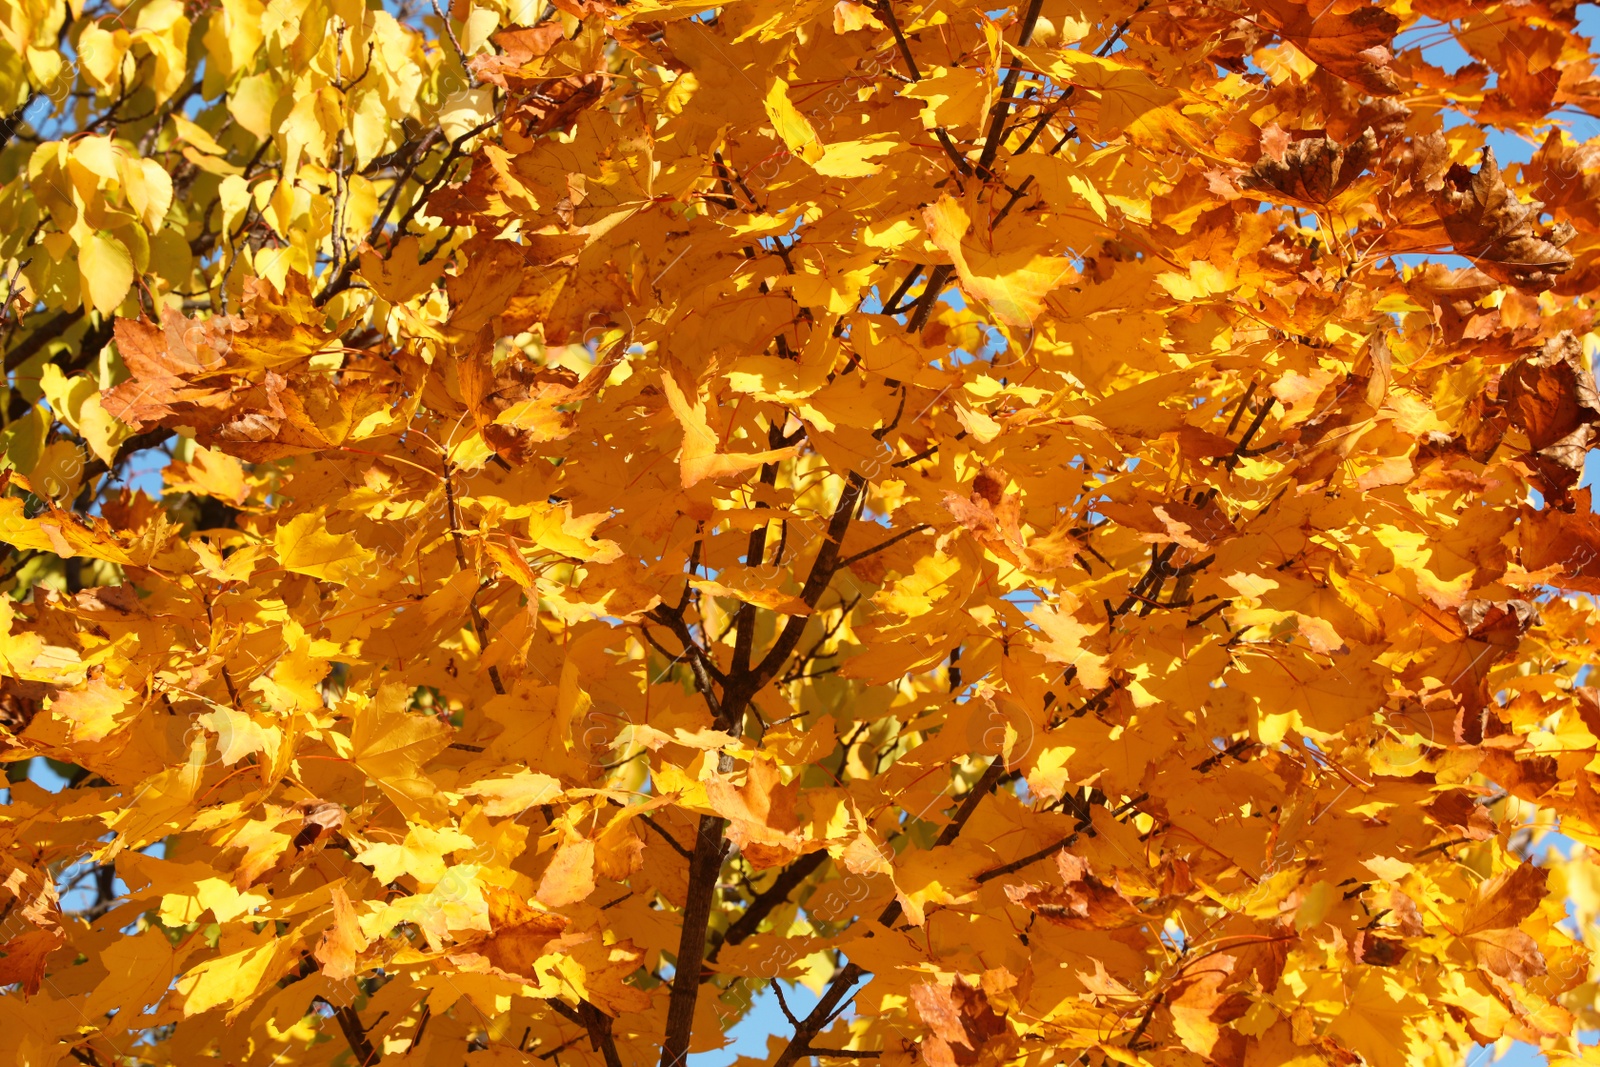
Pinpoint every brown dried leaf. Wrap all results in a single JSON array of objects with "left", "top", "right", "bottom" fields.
[
  {"left": 1353, "top": 931, "right": 1408, "bottom": 967},
  {"left": 1468, "top": 926, "right": 1546, "bottom": 985},
  {"left": 1500, "top": 333, "right": 1600, "bottom": 450},
  {"left": 1520, "top": 489, "right": 1600, "bottom": 593},
  {"left": 1242, "top": 128, "right": 1378, "bottom": 203},
  {"left": 1527, "top": 129, "right": 1600, "bottom": 229},
  {"left": 1437, "top": 149, "right": 1576, "bottom": 291},
  {"left": 1005, "top": 851, "right": 1146, "bottom": 929},
  {"left": 0, "top": 928, "right": 67, "bottom": 996},
  {"left": 910, "top": 979, "right": 1007, "bottom": 1067}
]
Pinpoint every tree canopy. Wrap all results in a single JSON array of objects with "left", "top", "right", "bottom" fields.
[{"left": 4, "top": 1, "right": 1600, "bottom": 1066}]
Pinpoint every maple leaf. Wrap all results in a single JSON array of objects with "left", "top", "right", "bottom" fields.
[
  {"left": 661, "top": 368, "right": 799, "bottom": 488},
  {"left": 1520, "top": 488, "right": 1600, "bottom": 593},
  {"left": 706, "top": 758, "right": 819, "bottom": 869},
  {"left": 1497, "top": 330, "right": 1600, "bottom": 501},
  {"left": 464, "top": 885, "right": 573, "bottom": 978},
  {"left": 537, "top": 836, "right": 598, "bottom": 906},
  {"left": 924, "top": 195, "right": 1068, "bottom": 330},
  {"left": 0, "top": 858, "right": 66, "bottom": 997},
  {"left": 1004, "top": 851, "right": 1147, "bottom": 929},
  {"left": 1437, "top": 149, "right": 1576, "bottom": 291},
  {"left": 909, "top": 979, "right": 1009, "bottom": 1067},
  {"left": 1166, "top": 953, "right": 1251, "bottom": 1059},
  {"left": 1241, "top": 128, "right": 1378, "bottom": 204},
  {"left": 1252, "top": 0, "right": 1402, "bottom": 95},
  {"left": 313, "top": 884, "right": 372, "bottom": 982}
]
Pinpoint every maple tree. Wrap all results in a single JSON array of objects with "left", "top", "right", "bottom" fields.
[{"left": 6, "top": 0, "right": 1600, "bottom": 1064}]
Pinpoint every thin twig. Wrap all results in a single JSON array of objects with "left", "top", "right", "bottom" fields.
[
  {"left": 430, "top": 0, "right": 472, "bottom": 74},
  {"left": 973, "top": 0, "right": 1047, "bottom": 177},
  {"left": 836, "top": 524, "right": 931, "bottom": 568},
  {"left": 876, "top": 0, "right": 971, "bottom": 174}
]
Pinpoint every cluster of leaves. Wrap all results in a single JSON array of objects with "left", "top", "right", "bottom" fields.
[{"left": 4, "top": 1, "right": 1600, "bottom": 1066}]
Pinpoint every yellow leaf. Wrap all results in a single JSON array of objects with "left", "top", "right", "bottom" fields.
[
  {"left": 536, "top": 838, "right": 596, "bottom": 907},
  {"left": 691, "top": 575, "right": 814, "bottom": 616},
  {"left": 280, "top": 85, "right": 342, "bottom": 177},
  {"left": 924, "top": 195, "right": 1069, "bottom": 330},
  {"left": 440, "top": 86, "right": 496, "bottom": 143},
  {"left": 832, "top": 1, "right": 883, "bottom": 33},
  {"left": 44, "top": 675, "right": 138, "bottom": 744},
  {"left": 197, "top": 706, "right": 282, "bottom": 766},
  {"left": 166, "top": 445, "right": 249, "bottom": 505},
  {"left": 176, "top": 928, "right": 282, "bottom": 1018},
  {"left": 902, "top": 65, "right": 991, "bottom": 134},
  {"left": 1025, "top": 46, "right": 1210, "bottom": 150},
  {"left": 170, "top": 114, "right": 228, "bottom": 156},
  {"left": 274, "top": 510, "right": 369, "bottom": 584},
  {"left": 660, "top": 368, "right": 797, "bottom": 487},
  {"left": 313, "top": 884, "right": 371, "bottom": 982},
  {"left": 1157, "top": 260, "right": 1240, "bottom": 301},
  {"left": 462, "top": 771, "right": 564, "bottom": 816},
  {"left": 80, "top": 232, "right": 134, "bottom": 316},
  {"left": 764, "top": 77, "right": 825, "bottom": 165},
  {"left": 356, "top": 826, "right": 477, "bottom": 885},
  {"left": 814, "top": 138, "right": 897, "bottom": 178},
  {"left": 347, "top": 684, "right": 452, "bottom": 816},
  {"left": 228, "top": 72, "right": 277, "bottom": 139},
  {"left": 77, "top": 23, "right": 129, "bottom": 89},
  {"left": 521, "top": 503, "right": 624, "bottom": 564},
  {"left": 358, "top": 235, "right": 437, "bottom": 304},
  {"left": 1028, "top": 600, "right": 1110, "bottom": 689},
  {"left": 104, "top": 742, "right": 207, "bottom": 854},
  {"left": 350, "top": 89, "right": 391, "bottom": 168},
  {"left": 1326, "top": 973, "right": 1425, "bottom": 1067}
]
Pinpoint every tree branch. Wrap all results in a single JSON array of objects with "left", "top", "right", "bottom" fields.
[
  {"left": 808, "top": 1051, "right": 882, "bottom": 1059},
  {"left": 4, "top": 309, "right": 85, "bottom": 374},
  {"left": 314, "top": 999, "right": 380, "bottom": 1066},
  {"left": 79, "top": 427, "right": 175, "bottom": 488},
  {"left": 876, "top": 0, "right": 971, "bottom": 175},
  {"left": 749, "top": 472, "right": 868, "bottom": 691},
  {"left": 641, "top": 812, "right": 694, "bottom": 861},
  {"left": 0, "top": 92, "right": 38, "bottom": 153},
  {"left": 659, "top": 471, "right": 867, "bottom": 1067},
  {"left": 645, "top": 609, "right": 727, "bottom": 712},
  {"left": 879, "top": 264, "right": 924, "bottom": 315},
  {"left": 543, "top": 997, "right": 623, "bottom": 1067},
  {"left": 706, "top": 850, "right": 830, "bottom": 963},
  {"left": 577, "top": 999, "right": 625, "bottom": 1067},
  {"left": 973, "top": 0, "right": 1047, "bottom": 178},
  {"left": 905, "top": 263, "right": 954, "bottom": 333},
  {"left": 657, "top": 813, "right": 729, "bottom": 1067},
  {"left": 837, "top": 523, "right": 930, "bottom": 569},
  {"left": 733, "top": 437, "right": 785, "bottom": 676}
]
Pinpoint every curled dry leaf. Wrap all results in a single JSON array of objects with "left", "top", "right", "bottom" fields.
[
  {"left": 1004, "top": 851, "right": 1146, "bottom": 929},
  {"left": 1436, "top": 149, "right": 1576, "bottom": 291},
  {"left": 910, "top": 979, "right": 1009, "bottom": 1067},
  {"left": 1500, "top": 334, "right": 1600, "bottom": 446},
  {"left": 1241, "top": 128, "right": 1378, "bottom": 203}
]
